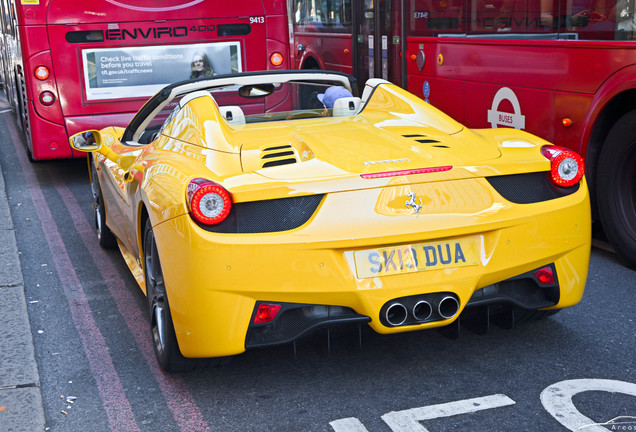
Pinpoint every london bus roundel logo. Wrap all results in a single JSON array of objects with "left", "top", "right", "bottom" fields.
[{"left": 487, "top": 87, "right": 526, "bottom": 130}]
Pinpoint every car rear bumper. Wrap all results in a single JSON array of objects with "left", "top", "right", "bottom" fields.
[{"left": 152, "top": 177, "right": 591, "bottom": 358}]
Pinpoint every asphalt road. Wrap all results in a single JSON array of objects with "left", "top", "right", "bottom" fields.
[{"left": 0, "top": 100, "right": 634, "bottom": 432}]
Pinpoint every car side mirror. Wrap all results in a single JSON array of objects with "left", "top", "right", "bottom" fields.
[{"left": 69, "top": 130, "right": 102, "bottom": 152}]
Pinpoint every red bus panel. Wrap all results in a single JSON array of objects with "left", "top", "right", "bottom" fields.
[{"left": 3, "top": 0, "right": 289, "bottom": 160}]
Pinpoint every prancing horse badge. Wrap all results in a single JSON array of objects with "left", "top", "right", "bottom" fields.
[{"left": 405, "top": 192, "right": 423, "bottom": 214}]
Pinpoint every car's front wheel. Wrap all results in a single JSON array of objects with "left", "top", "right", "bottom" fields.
[{"left": 90, "top": 158, "right": 117, "bottom": 249}]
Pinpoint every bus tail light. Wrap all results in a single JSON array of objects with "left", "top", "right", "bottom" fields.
[
  {"left": 541, "top": 145, "right": 584, "bottom": 188},
  {"left": 186, "top": 178, "right": 232, "bottom": 225},
  {"left": 39, "top": 91, "right": 56, "bottom": 106},
  {"left": 269, "top": 52, "right": 284, "bottom": 67},
  {"left": 34, "top": 66, "right": 50, "bottom": 80}
]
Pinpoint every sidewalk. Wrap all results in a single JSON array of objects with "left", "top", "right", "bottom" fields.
[{"left": 0, "top": 161, "right": 46, "bottom": 430}]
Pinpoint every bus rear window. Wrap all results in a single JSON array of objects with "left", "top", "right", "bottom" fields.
[{"left": 408, "top": 0, "right": 634, "bottom": 40}]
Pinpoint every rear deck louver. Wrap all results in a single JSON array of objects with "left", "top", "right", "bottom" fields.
[
  {"left": 261, "top": 145, "right": 297, "bottom": 168},
  {"left": 402, "top": 134, "right": 447, "bottom": 147}
]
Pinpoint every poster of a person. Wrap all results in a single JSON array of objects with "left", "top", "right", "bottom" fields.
[{"left": 190, "top": 52, "right": 215, "bottom": 78}]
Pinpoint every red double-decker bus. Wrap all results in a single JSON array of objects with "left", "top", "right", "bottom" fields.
[
  {"left": 0, "top": 0, "right": 289, "bottom": 161},
  {"left": 289, "top": 0, "right": 636, "bottom": 268}
]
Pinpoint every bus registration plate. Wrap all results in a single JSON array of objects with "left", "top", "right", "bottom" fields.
[{"left": 354, "top": 236, "right": 480, "bottom": 279}]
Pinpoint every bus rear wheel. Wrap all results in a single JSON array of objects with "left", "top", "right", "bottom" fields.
[{"left": 596, "top": 110, "right": 636, "bottom": 269}]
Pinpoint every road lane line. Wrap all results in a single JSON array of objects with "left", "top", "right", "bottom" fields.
[
  {"left": 6, "top": 118, "right": 141, "bottom": 431},
  {"left": 51, "top": 167, "right": 211, "bottom": 432}
]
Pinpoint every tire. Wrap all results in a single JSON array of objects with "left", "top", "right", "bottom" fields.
[
  {"left": 90, "top": 159, "right": 117, "bottom": 249},
  {"left": 596, "top": 110, "right": 636, "bottom": 269},
  {"left": 14, "top": 70, "right": 35, "bottom": 162},
  {"left": 142, "top": 218, "right": 194, "bottom": 372}
]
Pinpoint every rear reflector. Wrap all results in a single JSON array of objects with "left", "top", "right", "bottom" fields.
[
  {"left": 534, "top": 266, "right": 555, "bottom": 286},
  {"left": 254, "top": 303, "right": 282, "bottom": 324},
  {"left": 361, "top": 166, "right": 452, "bottom": 179}
]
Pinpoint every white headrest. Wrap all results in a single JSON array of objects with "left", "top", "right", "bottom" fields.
[
  {"left": 332, "top": 97, "right": 361, "bottom": 116},
  {"left": 218, "top": 105, "right": 246, "bottom": 125}
]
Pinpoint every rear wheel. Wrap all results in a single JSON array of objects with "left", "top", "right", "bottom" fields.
[
  {"left": 14, "top": 70, "right": 35, "bottom": 162},
  {"left": 143, "top": 218, "right": 194, "bottom": 372},
  {"left": 596, "top": 110, "right": 636, "bottom": 269},
  {"left": 90, "top": 159, "right": 116, "bottom": 249}
]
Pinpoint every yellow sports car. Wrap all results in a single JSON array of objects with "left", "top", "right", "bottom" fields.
[{"left": 70, "top": 71, "right": 591, "bottom": 372}]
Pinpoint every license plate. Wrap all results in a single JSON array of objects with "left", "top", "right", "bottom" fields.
[{"left": 354, "top": 236, "right": 480, "bottom": 279}]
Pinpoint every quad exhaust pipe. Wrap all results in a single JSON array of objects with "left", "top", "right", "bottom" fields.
[
  {"left": 438, "top": 296, "right": 460, "bottom": 319},
  {"left": 412, "top": 300, "right": 433, "bottom": 321},
  {"left": 381, "top": 294, "right": 460, "bottom": 327},
  {"left": 385, "top": 303, "right": 408, "bottom": 326}
]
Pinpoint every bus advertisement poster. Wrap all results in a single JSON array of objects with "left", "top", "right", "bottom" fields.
[{"left": 81, "top": 41, "right": 242, "bottom": 101}]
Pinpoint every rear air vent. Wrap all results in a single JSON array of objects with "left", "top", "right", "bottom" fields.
[
  {"left": 196, "top": 194, "right": 325, "bottom": 234},
  {"left": 261, "top": 145, "right": 297, "bottom": 168},
  {"left": 402, "top": 134, "right": 441, "bottom": 144},
  {"left": 486, "top": 172, "right": 579, "bottom": 204}
]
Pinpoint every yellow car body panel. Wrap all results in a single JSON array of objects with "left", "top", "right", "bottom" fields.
[
  {"left": 153, "top": 177, "right": 589, "bottom": 357},
  {"left": 72, "top": 73, "right": 591, "bottom": 362}
]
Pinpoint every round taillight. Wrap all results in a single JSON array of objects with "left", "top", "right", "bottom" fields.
[
  {"left": 187, "top": 178, "right": 232, "bottom": 225},
  {"left": 541, "top": 145, "right": 584, "bottom": 188},
  {"left": 270, "top": 52, "right": 284, "bottom": 67},
  {"left": 34, "top": 65, "right": 50, "bottom": 81},
  {"left": 39, "top": 91, "right": 56, "bottom": 106}
]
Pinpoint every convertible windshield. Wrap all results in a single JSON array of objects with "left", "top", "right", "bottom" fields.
[
  {"left": 210, "top": 80, "right": 357, "bottom": 123},
  {"left": 127, "top": 71, "right": 359, "bottom": 143}
]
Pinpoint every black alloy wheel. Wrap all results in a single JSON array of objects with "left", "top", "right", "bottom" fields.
[
  {"left": 90, "top": 158, "right": 116, "bottom": 249},
  {"left": 142, "top": 218, "right": 194, "bottom": 372}
]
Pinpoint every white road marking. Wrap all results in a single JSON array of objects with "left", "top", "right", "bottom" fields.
[
  {"left": 381, "top": 394, "right": 516, "bottom": 432},
  {"left": 541, "top": 379, "right": 636, "bottom": 431},
  {"left": 330, "top": 417, "right": 370, "bottom": 432},
  {"left": 330, "top": 394, "right": 515, "bottom": 432}
]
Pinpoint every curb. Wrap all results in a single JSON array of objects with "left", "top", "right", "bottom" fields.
[{"left": 0, "top": 158, "right": 46, "bottom": 431}]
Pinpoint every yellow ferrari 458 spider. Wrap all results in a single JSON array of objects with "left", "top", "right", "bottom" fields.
[{"left": 70, "top": 71, "right": 591, "bottom": 372}]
